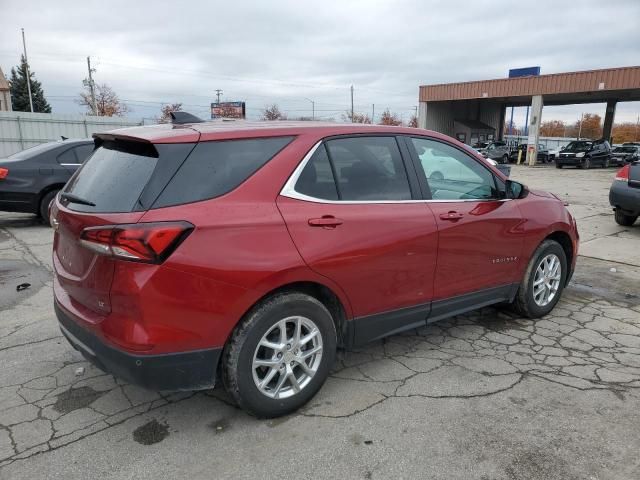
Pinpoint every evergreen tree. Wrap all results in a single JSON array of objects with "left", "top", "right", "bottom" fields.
[{"left": 9, "top": 55, "right": 51, "bottom": 113}]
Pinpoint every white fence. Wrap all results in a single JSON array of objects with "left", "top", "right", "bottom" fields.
[{"left": 0, "top": 112, "right": 144, "bottom": 157}]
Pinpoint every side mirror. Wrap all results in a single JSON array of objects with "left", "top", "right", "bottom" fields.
[{"left": 505, "top": 179, "right": 527, "bottom": 199}]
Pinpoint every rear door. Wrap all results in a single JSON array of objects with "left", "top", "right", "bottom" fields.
[
  {"left": 277, "top": 135, "right": 439, "bottom": 343},
  {"left": 406, "top": 136, "right": 524, "bottom": 302},
  {"left": 52, "top": 139, "right": 194, "bottom": 316}
]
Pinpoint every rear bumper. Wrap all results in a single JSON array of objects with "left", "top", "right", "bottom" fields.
[
  {"left": 0, "top": 191, "right": 37, "bottom": 213},
  {"left": 55, "top": 301, "right": 221, "bottom": 391},
  {"left": 610, "top": 181, "right": 640, "bottom": 216}
]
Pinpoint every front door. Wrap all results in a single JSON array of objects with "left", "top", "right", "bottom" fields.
[
  {"left": 277, "top": 136, "right": 439, "bottom": 342},
  {"left": 407, "top": 136, "right": 525, "bottom": 302}
]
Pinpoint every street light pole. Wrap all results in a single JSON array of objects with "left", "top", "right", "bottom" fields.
[
  {"left": 21, "top": 28, "right": 34, "bottom": 113},
  {"left": 303, "top": 97, "right": 315, "bottom": 120}
]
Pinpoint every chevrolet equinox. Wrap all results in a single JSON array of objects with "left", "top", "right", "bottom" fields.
[{"left": 51, "top": 120, "right": 579, "bottom": 417}]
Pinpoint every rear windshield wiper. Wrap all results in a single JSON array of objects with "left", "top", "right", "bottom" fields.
[{"left": 60, "top": 192, "right": 96, "bottom": 207}]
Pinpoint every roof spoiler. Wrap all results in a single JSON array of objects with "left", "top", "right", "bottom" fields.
[{"left": 170, "top": 111, "right": 204, "bottom": 124}]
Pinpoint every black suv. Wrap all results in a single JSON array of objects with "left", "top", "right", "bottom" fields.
[
  {"left": 0, "top": 139, "right": 94, "bottom": 224},
  {"left": 556, "top": 139, "right": 612, "bottom": 169}
]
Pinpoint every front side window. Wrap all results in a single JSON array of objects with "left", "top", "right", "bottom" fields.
[{"left": 411, "top": 137, "right": 499, "bottom": 201}]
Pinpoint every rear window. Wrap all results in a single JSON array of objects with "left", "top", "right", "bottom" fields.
[
  {"left": 152, "top": 136, "right": 293, "bottom": 208},
  {"left": 63, "top": 140, "right": 163, "bottom": 213}
]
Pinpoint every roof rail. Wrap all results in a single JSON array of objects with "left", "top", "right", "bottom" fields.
[{"left": 170, "top": 111, "right": 205, "bottom": 124}]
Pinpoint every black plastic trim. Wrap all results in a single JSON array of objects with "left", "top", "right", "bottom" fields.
[
  {"left": 55, "top": 301, "right": 220, "bottom": 391},
  {"left": 346, "top": 284, "right": 519, "bottom": 347},
  {"left": 428, "top": 284, "right": 518, "bottom": 323}
]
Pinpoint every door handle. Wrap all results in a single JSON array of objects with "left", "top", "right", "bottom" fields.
[
  {"left": 308, "top": 216, "right": 343, "bottom": 228},
  {"left": 439, "top": 211, "right": 464, "bottom": 221}
]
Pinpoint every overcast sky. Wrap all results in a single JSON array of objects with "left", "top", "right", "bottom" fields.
[{"left": 1, "top": 0, "right": 639, "bottom": 126}]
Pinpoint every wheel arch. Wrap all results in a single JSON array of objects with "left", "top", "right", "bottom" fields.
[
  {"left": 544, "top": 230, "right": 574, "bottom": 285},
  {"left": 235, "top": 280, "right": 351, "bottom": 349},
  {"left": 37, "top": 183, "right": 66, "bottom": 212}
]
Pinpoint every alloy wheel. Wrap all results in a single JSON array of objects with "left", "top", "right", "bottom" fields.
[
  {"left": 532, "top": 254, "right": 562, "bottom": 307},
  {"left": 252, "top": 316, "right": 323, "bottom": 399}
]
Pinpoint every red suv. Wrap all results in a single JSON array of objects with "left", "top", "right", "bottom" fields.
[{"left": 51, "top": 120, "right": 578, "bottom": 417}]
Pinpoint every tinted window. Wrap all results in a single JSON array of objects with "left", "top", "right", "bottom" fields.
[
  {"left": 324, "top": 137, "right": 411, "bottom": 201},
  {"left": 63, "top": 141, "right": 165, "bottom": 213},
  {"left": 74, "top": 144, "right": 94, "bottom": 163},
  {"left": 57, "top": 148, "right": 77, "bottom": 165},
  {"left": 411, "top": 137, "right": 498, "bottom": 200},
  {"left": 154, "top": 136, "right": 293, "bottom": 208},
  {"left": 294, "top": 145, "right": 339, "bottom": 200}
]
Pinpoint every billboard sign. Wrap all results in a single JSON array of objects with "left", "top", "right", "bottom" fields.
[
  {"left": 508, "top": 66, "right": 541, "bottom": 78},
  {"left": 211, "top": 101, "right": 246, "bottom": 119}
]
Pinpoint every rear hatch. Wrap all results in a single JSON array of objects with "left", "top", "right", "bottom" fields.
[{"left": 52, "top": 137, "right": 196, "bottom": 316}]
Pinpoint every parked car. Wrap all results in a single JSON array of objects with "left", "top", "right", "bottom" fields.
[
  {"left": 0, "top": 139, "right": 94, "bottom": 224},
  {"left": 611, "top": 145, "right": 640, "bottom": 166},
  {"left": 51, "top": 120, "right": 578, "bottom": 417},
  {"left": 555, "top": 139, "right": 612, "bottom": 169},
  {"left": 508, "top": 143, "right": 551, "bottom": 163},
  {"left": 482, "top": 141, "right": 511, "bottom": 163},
  {"left": 610, "top": 161, "right": 640, "bottom": 226},
  {"left": 471, "top": 141, "right": 489, "bottom": 153}
]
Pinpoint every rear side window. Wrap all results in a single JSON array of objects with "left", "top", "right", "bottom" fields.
[
  {"left": 295, "top": 145, "right": 339, "bottom": 200},
  {"left": 324, "top": 137, "right": 411, "bottom": 201},
  {"left": 74, "top": 144, "right": 94, "bottom": 163},
  {"left": 153, "top": 136, "right": 294, "bottom": 208},
  {"left": 56, "top": 148, "right": 78, "bottom": 165}
]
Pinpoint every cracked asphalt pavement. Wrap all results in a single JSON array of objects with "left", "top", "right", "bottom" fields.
[{"left": 1, "top": 166, "right": 640, "bottom": 479}]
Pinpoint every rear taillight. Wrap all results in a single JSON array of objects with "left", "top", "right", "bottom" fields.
[
  {"left": 0, "top": 168, "right": 8, "bottom": 180},
  {"left": 79, "top": 222, "right": 194, "bottom": 263},
  {"left": 614, "top": 165, "right": 630, "bottom": 182}
]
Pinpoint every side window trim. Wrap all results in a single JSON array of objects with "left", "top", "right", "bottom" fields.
[
  {"left": 405, "top": 135, "right": 503, "bottom": 202},
  {"left": 284, "top": 134, "right": 421, "bottom": 203}
]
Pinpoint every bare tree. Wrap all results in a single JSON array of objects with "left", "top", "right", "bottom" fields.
[
  {"left": 408, "top": 114, "right": 418, "bottom": 128},
  {"left": 342, "top": 111, "right": 372, "bottom": 124},
  {"left": 261, "top": 104, "right": 286, "bottom": 121},
  {"left": 378, "top": 109, "right": 402, "bottom": 126},
  {"left": 79, "top": 83, "right": 129, "bottom": 117},
  {"left": 158, "top": 103, "right": 183, "bottom": 123}
]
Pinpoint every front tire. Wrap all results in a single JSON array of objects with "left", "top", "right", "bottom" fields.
[
  {"left": 502, "top": 154, "right": 509, "bottom": 164},
  {"left": 614, "top": 209, "right": 638, "bottom": 226},
  {"left": 555, "top": 163, "right": 563, "bottom": 169},
  {"left": 222, "top": 292, "right": 337, "bottom": 418},
  {"left": 39, "top": 190, "right": 59, "bottom": 226},
  {"left": 513, "top": 240, "right": 567, "bottom": 318},
  {"left": 583, "top": 158, "right": 591, "bottom": 169}
]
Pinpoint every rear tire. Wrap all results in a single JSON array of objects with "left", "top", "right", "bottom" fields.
[
  {"left": 583, "top": 158, "right": 591, "bottom": 169},
  {"left": 614, "top": 210, "right": 638, "bottom": 227},
  {"left": 603, "top": 156, "right": 610, "bottom": 168},
  {"left": 512, "top": 240, "right": 567, "bottom": 318},
  {"left": 39, "top": 190, "right": 59, "bottom": 226},
  {"left": 222, "top": 292, "right": 337, "bottom": 418},
  {"left": 502, "top": 154, "right": 509, "bottom": 164}
]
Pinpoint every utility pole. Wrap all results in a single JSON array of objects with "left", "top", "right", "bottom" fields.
[
  {"left": 350, "top": 85, "right": 354, "bottom": 122},
  {"left": 21, "top": 28, "right": 34, "bottom": 113},
  {"left": 577, "top": 112, "right": 584, "bottom": 140},
  {"left": 215, "top": 89, "right": 223, "bottom": 104},
  {"left": 371, "top": 104, "right": 375, "bottom": 124},
  {"left": 86, "top": 56, "right": 98, "bottom": 116}
]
